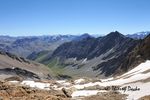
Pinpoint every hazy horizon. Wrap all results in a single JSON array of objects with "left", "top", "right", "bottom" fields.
[
  {"left": 0, "top": 31, "right": 150, "bottom": 37},
  {"left": 0, "top": 0, "right": 150, "bottom": 36}
]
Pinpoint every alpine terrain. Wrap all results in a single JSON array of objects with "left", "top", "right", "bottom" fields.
[{"left": 0, "top": 31, "right": 150, "bottom": 100}]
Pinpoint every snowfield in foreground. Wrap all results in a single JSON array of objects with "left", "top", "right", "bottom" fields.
[{"left": 9, "top": 60, "right": 150, "bottom": 100}]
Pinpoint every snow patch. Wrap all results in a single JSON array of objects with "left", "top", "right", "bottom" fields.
[
  {"left": 101, "top": 77, "right": 114, "bottom": 82},
  {"left": 72, "top": 90, "right": 106, "bottom": 97},
  {"left": 21, "top": 80, "right": 50, "bottom": 90},
  {"left": 82, "top": 58, "right": 87, "bottom": 63},
  {"left": 9, "top": 81, "right": 20, "bottom": 83},
  {"left": 56, "top": 80, "right": 71, "bottom": 86},
  {"left": 74, "top": 78, "right": 85, "bottom": 84},
  {"left": 56, "top": 80, "right": 66, "bottom": 84}
]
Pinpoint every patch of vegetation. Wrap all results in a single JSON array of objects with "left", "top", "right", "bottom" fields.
[{"left": 47, "top": 58, "right": 66, "bottom": 76}]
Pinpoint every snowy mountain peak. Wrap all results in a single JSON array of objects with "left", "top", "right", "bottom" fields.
[{"left": 126, "top": 31, "right": 150, "bottom": 39}]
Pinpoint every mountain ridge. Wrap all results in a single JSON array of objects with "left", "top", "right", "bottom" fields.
[
  {"left": 40, "top": 31, "right": 139, "bottom": 78},
  {"left": 0, "top": 50, "right": 53, "bottom": 80}
]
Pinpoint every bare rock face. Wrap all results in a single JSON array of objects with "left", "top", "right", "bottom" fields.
[{"left": 119, "top": 34, "right": 150, "bottom": 73}]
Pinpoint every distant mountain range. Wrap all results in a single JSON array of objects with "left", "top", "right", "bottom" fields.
[
  {"left": 0, "top": 31, "right": 149, "bottom": 58},
  {"left": 0, "top": 35, "right": 78, "bottom": 58},
  {"left": 126, "top": 31, "right": 150, "bottom": 39},
  {"left": 0, "top": 34, "right": 97, "bottom": 58},
  {"left": 0, "top": 31, "right": 150, "bottom": 78}
]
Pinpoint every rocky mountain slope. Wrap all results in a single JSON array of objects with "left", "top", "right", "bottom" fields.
[
  {"left": 40, "top": 31, "right": 139, "bottom": 78},
  {"left": 27, "top": 33, "right": 94, "bottom": 63},
  {"left": 0, "top": 50, "right": 53, "bottom": 80},
  {"left": 118, "top": 34, "right": 150, "bottom": 73}
]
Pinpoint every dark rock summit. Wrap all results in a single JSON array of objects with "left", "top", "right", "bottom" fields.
[{"left": 52, "top": 31, "right": 128, "bottom": 60}]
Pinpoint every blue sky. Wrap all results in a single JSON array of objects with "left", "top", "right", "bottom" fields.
[{"left": 0, "top": 0, "right": 150, "bottom": 36}]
